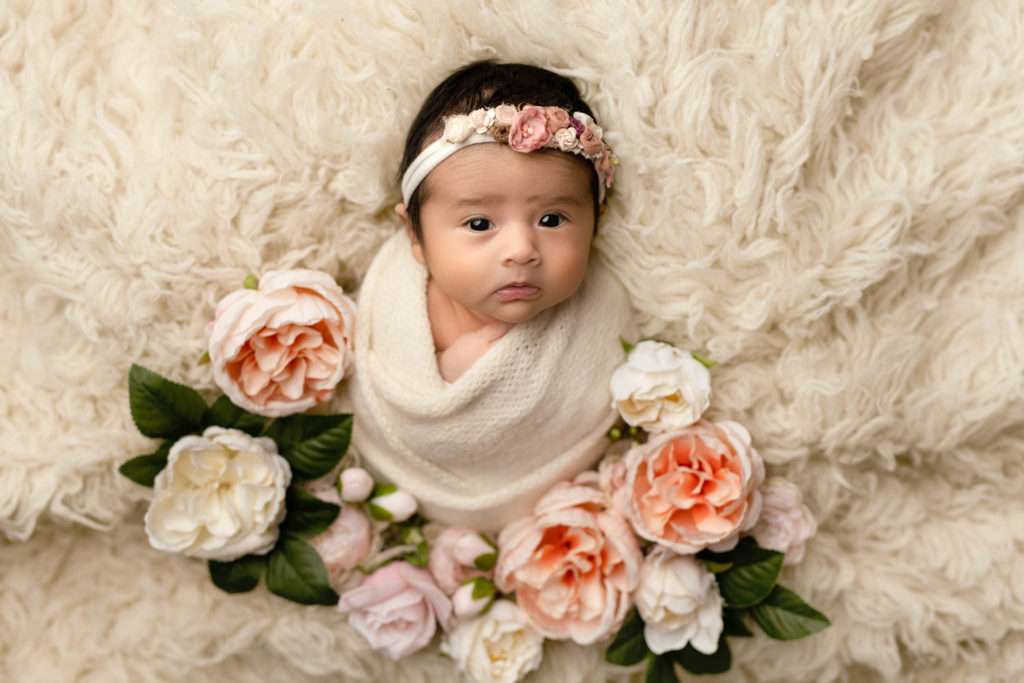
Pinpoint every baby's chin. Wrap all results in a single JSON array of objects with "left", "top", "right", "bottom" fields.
[{"left": 479, "top": 297, "right": 566, "bottom": 324}]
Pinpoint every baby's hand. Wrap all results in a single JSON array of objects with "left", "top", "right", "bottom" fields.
[{"left": 436, "top": 322, "right": 513, "bottom": 383}]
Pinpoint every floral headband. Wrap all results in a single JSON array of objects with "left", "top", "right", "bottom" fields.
[{"left": 400, "top": 103, "right": 619, "bottom": 206}]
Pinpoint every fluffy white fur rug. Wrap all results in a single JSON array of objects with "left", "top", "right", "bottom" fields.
[{"left": 3, "top": 0, "right": 1023, "bottom": 681}]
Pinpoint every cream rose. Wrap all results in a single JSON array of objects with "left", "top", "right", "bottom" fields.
[
  {"left": 610, "top": 340, "right": 712, "bottom": 433},
  {"left": 338, "top": 561, "right": 453, "bottom": 660},
  {"left": 625, "top": 420, "right": 765, "bottom": 554},
  {"left": 751, "top": 477, "right": 818, "bottom": 565},
  {"left": 495, "top": 474, "right": 642, "bottom": 645},
  {"left": 208, "top": 269, "right": 356, "bottom": 418},
  {"left": 553, "top": 127, "right": 578, "bottom": 152},
  {"left": 441, "top": 600, "right": 544, "bottom": 683},
  {"left": 635, "top": 547, "right": 724, "bottom": 655},
  {"left": 144, "top": 426, "right": 291, "bottom": 561}
]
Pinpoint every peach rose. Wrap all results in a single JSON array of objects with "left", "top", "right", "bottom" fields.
[
  {"left": 338, "top": 561, "right": 453, "bottom": 660},
  {"left": 208, "top": 269, "right": 356, "bottom": 418},
  {"left": 495, "top": 474, "right": 642, "bottom": 645},
  {"left": 508, "top": 105, "right": 552, "bottom": 152},
  {"left": 543, "top": 106, "right": 572, "bottom": 134},
  {"left": 578, "top": 125, "right": 604, "bottom": 158},
  {"left": 624, "top": 420, "right": 765, "bottom": 554}
]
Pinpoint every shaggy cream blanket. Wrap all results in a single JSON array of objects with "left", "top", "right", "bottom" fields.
[
  {"left": 2, "top": 1, "right": 1023, "bottom": 682},
  {"left": 347, "top": 229, "right": 634, "bottom": 532}
]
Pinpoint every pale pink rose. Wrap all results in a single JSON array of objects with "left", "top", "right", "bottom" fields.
[
  {"left": 543, "top": 106, "right": 572, "bottom": 134},
  {"left": 495, "top": 474, "right": 642, "bottom": 645},
  {"left": 467, "top": 108, "right": 495, "bottom": 134},
  {"left": 305, "top": 483, "right": 373, "bottom": 586},
  {"left": 751, "top": 477, "right": 818, "bottom": 565},
  {"left": 338, "top": 561, "right": 453, "bottom": 660},
  {"left": 208, "top": 269, "right": 356, "bottom": 418},
  {"left": 429, "top": 527, "right": 493, "bottom": 595},
  {"left": 578, "top": 125, "right": 604, "bottom": 158},
  {"left": 508, "top": 105, "right": 552, "bottom": 152},
  {"left": 625, "top": 420, "right": 765, "bottom": 554}
]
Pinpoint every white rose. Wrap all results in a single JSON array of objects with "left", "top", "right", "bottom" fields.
[
  {"left": 553, "top": 127, "right": 578, "bottom": 151},
  {"left": 751, "top": 477, "right": 818, "bottom": 565},
  {"left": 609, "top": 340, "right": 711, "bottom": 432},
  {"left": 635, "top": 547, "right": 724, "bottom": 655},
  {"left": 441, "top": 600, "right": 544, "bottom": 683},
  {"left": 444, "top": 115, "right": 476, "bottom": 143},
  {"left": 144, "top": 426, "right": 291, "bottom": 561},
  {"left": 339, "top": 467, "right": 374, "bottom": 502}
]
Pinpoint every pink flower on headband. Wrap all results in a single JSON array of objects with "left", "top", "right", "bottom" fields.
[
  {"left": 509, "top": 106, "right": 551, "bottom": 153},
  {"left": 597, "top": 150, "right": 615, "bottom": 187},
  {"left": 578, "top": 125, "right": 604, "bottom": 159},
  {"left": 543, "top": 106, "right": 572, "bottom": 134}
]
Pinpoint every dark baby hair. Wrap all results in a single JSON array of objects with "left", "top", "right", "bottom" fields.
[{"left": 395, "top": 59, "right": 604, "bottom": 243}]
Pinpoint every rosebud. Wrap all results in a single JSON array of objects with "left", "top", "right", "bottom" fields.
[
  {"left": 369, "top": 489, "right": 417, "bottom": 523},
  {"left": 452, "top": 532, "right": 495, "bottom": 571},
  {"left": 339, "top": 467, "right": 374, "bottom": 503},
  {"left": 452, "top": 578, "right": 496, "bottom": 620}
]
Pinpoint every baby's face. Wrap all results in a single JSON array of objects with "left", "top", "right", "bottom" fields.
[{"left": 398, "top": 141, "right": 595, "bottom": 325}]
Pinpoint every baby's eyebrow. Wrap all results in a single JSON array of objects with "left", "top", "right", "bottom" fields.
[{"left": 451, "top": 194, "right": 586, "bottom": 207}]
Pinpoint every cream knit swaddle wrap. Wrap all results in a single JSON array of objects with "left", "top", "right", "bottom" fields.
[{"left": 346, "top": 230, "right": 636, "bottom": 532}]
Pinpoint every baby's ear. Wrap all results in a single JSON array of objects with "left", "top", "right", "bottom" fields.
[{"left": 395, "top": 202, "right": 425, "bottom": 265}]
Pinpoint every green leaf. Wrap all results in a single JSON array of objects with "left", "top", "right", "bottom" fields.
[
  {"left": 751, "top": 585, "right": 831, "bottom": 640},
  {"left": 204, "top": 395, "right": 270, "bottom": 436},
  {"left": 372, "top": 483, "right": 397, "bottom": 497},
  {"left": 209, "top": 554, "right": 267, "bottom": 593},
  {"left": 368, "top": 503, "right": 393, "bottom": 522},
  {"left": 619, "top": 336, "right": 636, "bottom": 355},
  {"left": 723, "top": 607, "right": 754, "bottom": 637},
  {"left": 691, "top": 352, "right": 717, "bottom": 369},
  {"left": 281, "top": 486, "right": 341, "bottom": 539},
  {"left": 268, "top": 414, "right": 352, "bottom": 480},
  {"left": 470, "top": 577, "right": 496, "bottom": 601},
  {"left": 670, "top": 634, "right": 731, "bottom": 674},
  {"left": 128, "top": 364, "right": 208, "bottom": 439},
  {"left": 266, "top": 535, "right": 339, "bottom": 605},
  {"left": 702, "top": 560, "right": 733, "bottom": 574},
  {"left": 605, "top": 609, "right": 649, "bottom": 667},
  {"left": 406, "top": 540, "right": 429, "bottom": 568},
  {"left": 474, "top": 552, "right": 497, "bottom": 572},
  {"left": 118, "top": 441, "right": 173, "bottom": 487},
  {"left": 710, "top": 537, "right": 784, "bottom": 608},
  {"left": 645, "top": 653, "right": 678, "bottom": 683}
]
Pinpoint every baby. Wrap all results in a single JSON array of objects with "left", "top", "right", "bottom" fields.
[{"left": 345, "top": 59, "right": 636, "bottom": 532}]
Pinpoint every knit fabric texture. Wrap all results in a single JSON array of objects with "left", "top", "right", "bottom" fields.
[{"left": 345, "top": 229, "right": 636, "bottom": 532}]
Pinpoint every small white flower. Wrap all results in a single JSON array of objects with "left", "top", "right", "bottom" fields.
[
  {"left": 610, "top": 340, "right": 711, "bottom": 432},
  {"left": 452, "top": 532, "right": 494, "bottom": 568},
  {"left": 144, "top": 426, "right": 291, "bottom": 561},
  {"left": 635, "top": 547, "right": 724, "bottom": 655},
  {"left": 339, "top": 467, "right": 374, "bottom": 502},
  {"left": 441, "top": 600, "right": 544, "bottom": 683},
  {"left": 444, "top": 115, "right": 476, "bottom": 143},
  {"left": 553, "top": 127, "right": 578, "bottom": 151},
  {"left": 751, "top": 477, "right": 818, "bottom": 565},
  {"left": 369, "top": 489, "right": 418, "bottom": 523}
]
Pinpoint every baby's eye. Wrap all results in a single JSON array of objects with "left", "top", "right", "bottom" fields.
[
  {"left": 465, "top": 217, "right": 492, "bottom": 232},
  {"left": 539, "top": 213, "right": 566, "bottom": 228}
]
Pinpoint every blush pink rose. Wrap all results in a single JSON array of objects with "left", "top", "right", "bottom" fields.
[
  {"left": 305, "top": 483, "right": 373, "bottom": 587},
  {"left": 495, "top": 474, "right": 642, "bottom": 645},
  {"left": 624, "top": 420, "right": 765, "bottom": 554},
  {"left": 508, "top": 105, "right": 552, "bottom": 152},
  {"left": 751, "top": 477, "right": 818, "bottom": 565},
  {"left": 578, "top": 124, "right": 605, "bottom": 158},
  {"left": 543, "top": 106, "right": 572, "bottom": 134},
  {"left": 338, "top": 561, "right": 453, "bottom": 660},
  {"left": 208, "top": 269, "right": 356, "bottom": 418},
  {"left": 428, "top": 527, "right": 494, "bottom": 595}
]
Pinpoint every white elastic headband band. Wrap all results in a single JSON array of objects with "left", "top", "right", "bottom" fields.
[{"left": 401, "top": 131, "right": 496, "bottom": 206}]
